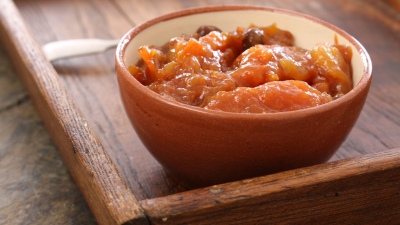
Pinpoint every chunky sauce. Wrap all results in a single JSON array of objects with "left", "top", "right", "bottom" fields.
[{"left": 128, "top": 24, "right": 352, "bottom": 113}]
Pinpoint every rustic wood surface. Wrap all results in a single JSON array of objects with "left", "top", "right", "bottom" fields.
[
  {"left": 141, "top": 148, "right": 400, "bottom": 224},
  {"left": 0, "top": 43, "right": 96, "bottom": 223},
  {"left": 0, "top": 0, "right": 147, "bottom": 224},
  {"left": 0, "top": 0, "right": 399, "bottom": 224},
  {"left": 13, "top": 0, "right": 400, "bottom": 201}
]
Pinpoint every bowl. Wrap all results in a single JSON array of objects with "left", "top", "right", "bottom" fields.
[{"left": 115, "top": 5, "right": 372, "bottom": 188}]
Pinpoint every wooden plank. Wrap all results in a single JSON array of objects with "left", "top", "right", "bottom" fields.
[
  {"left": 0, "top": 0, "right": 148, "bottom": 224},
  {"left": 0, "top": 31, "right": 95, "bottom": 223},
  {"left": 141, "top": 148, "right": 400, "bottom": 224}
]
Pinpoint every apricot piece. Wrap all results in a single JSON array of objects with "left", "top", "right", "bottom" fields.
[
  {"left": 204, "top": 80, "right": 332, "bottom": 113},
  {"left": 310, "top": 43, "right": 352, "bottom": 98}
]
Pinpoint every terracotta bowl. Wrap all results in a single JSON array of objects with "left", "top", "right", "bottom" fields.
[{"left": 115, "top": 5, "right": 372, "bottom": 188}]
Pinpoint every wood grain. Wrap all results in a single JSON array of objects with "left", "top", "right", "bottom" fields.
[
  {"left": 141, "top": 148, "right": 400, "bottom": 224},
  {"left": 0, "top": 0, "right": 147, "bottom": 224},
  {"left": 1, "top": 0, "right": 400, "bottom": 224},
  {"left": 0, "top": 54, "right": 96, "bottom": 224}
]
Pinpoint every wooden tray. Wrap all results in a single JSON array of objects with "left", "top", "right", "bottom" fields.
[{"left": 1, "top": 0, "right": 400, "bottom": 224}]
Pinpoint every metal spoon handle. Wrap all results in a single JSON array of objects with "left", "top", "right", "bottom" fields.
[{"left": 42, "top": 39, "right": 120, "bottom": 61}]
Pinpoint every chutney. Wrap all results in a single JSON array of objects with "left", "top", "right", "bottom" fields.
[{"left": 128, "top": 24, "right": 352, "bottom": 113}]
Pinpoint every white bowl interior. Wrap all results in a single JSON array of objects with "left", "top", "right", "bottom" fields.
[{"left": 123, "top": 9, "right": 366, "bottom": 86}]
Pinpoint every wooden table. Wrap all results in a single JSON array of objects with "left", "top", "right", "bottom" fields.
[
  {"left": 1, "top": 0, "right": 400, "bottom": 224},
  {"left": 0, "top": 42, "right": 96, "bottom": 224}
]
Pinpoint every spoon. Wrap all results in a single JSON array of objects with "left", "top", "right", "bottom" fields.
[{"left": 42, "top": 39, "right": 120, "bottom": 61}]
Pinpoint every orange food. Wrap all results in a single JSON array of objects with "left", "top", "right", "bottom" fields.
[
  {"left": 128, "top": 24, "right": 353, "bottom": 113},
  {"left": 204, "top": 80, "right": 332, "bottom": 113}
]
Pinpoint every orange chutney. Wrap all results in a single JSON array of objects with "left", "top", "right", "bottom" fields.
[{"left": 128, "top": 24, "right": 353, "bottom": 113}]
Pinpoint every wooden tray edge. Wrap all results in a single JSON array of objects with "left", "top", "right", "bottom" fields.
[
  {"left": 140, "top": 148, "right": 400, "bottom": 224},
  {"left": 0, "top": 1, "right": 148, "bottom": 224}
]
